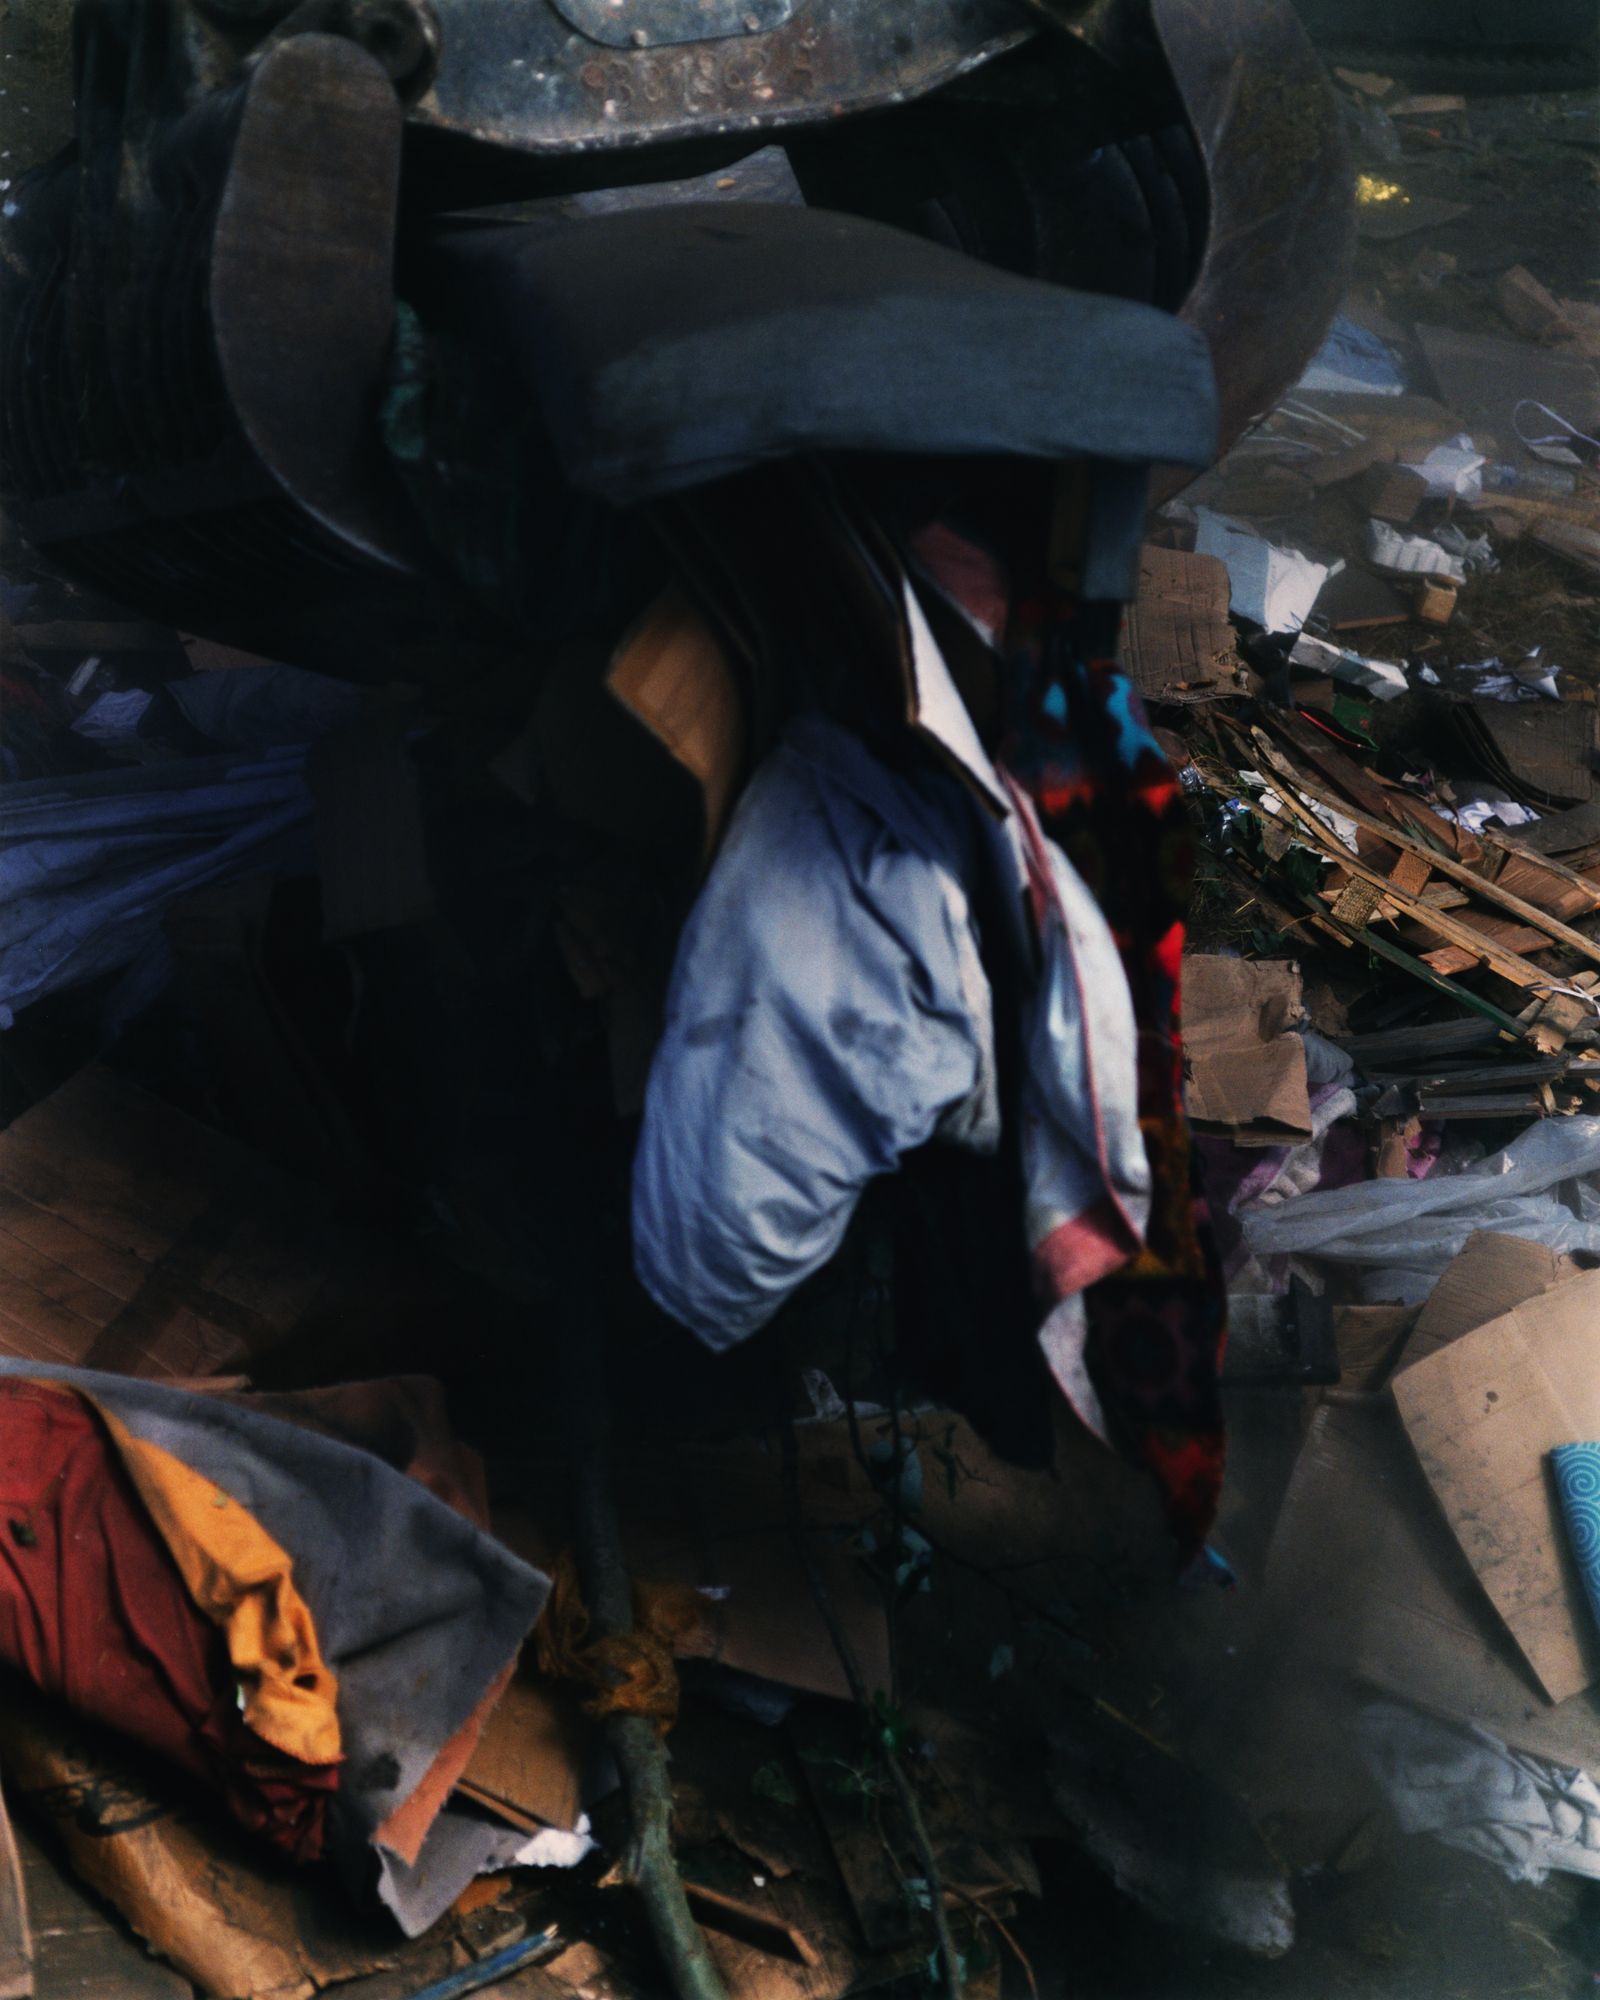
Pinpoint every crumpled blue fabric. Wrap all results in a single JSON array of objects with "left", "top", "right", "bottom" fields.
[
  {"left": 632, "top": 715, "right": 1147, "bottom": 1353},
  {"left": 1552, "top": 1441, "right": 1600, "bottom": 1637},
  {"left": 632, "top": 715, "right": 998, "bottom": 1348},
  {"left": 0, "top": 748, "right": 314, "bottom": 1026}
]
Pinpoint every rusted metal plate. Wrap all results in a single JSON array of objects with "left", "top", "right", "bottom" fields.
[{"left": 408, "top": 0, "right": 1033, "bottom": 155}]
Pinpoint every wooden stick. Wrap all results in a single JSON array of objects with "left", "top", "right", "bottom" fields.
[
  {"left": 1310, "top": 903, "right": 1533, "bottom": 1038},
  {"left": 777, "top": 1414, "right": 964, "bottom": 2000},
  {"left": 560, "top": 1289, "right": 731, "bottom": 2000}
]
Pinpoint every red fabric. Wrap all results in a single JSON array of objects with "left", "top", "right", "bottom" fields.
[
  {"left": 0, "top": 1378, "right": 338, "bottom": 1861},
  {"left": 910, "top": 510, "right": 1228, "bottom": 1558}
]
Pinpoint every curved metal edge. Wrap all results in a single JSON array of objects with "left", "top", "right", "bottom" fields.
[
  {"left": 211, "top": 33, "right": 418, "bottom": 570},
  {"left": 1153, "top": 0, "right": 1355, "bottom": 482}
]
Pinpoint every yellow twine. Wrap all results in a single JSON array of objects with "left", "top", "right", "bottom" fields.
[{"left": 533, "top": 1550, "right": 693, "bottom": 1737}]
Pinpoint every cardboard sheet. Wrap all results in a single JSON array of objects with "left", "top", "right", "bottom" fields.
[
  {"left": 1331, "top": 1302, "right": 1419, "bottom": 1392},
  {"left": 1264, "top": 1397, "right": 1600, "bottom": 1774},
  {"left": 1121, "top": 545, "right": 1238, "bottom": 703},
  {"left": 1181, "top": 956, "right": 1313, "bottom": 1146},
  {"left": 1392, "top": 1268, "right": 1600, "bottom": 1704},
  {"left": 0, "top": 1679, "right": 397, "bottom": 2000},
  {"left": 1454, "top": 697, "right": 1595, "bottom": 812},
  {"left": 607, "top": 583, "right": 747, "bottom": 858},
  {"left": 498, "top": 1433, "right": 893, "bottom": 1708},
  {"left": 1310, "top": 564, "right": 1410, "bottom": 633},
  {"left": 457, "top": 1673, "right": 587, "bottom": 1834},
  {"left": 1198, "top": 1231, "right": 1600, "bottom": 1849},
  {"left": 1402, "top": 1230, "right": 1588, "bottom": 1366}
]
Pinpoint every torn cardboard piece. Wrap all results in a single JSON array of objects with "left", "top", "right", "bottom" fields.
[
  {"left": 1181, "top": 957, "right": 1312, "bottom": 1146},
  {"left": 1331, "top": 1303, "right": 1419, "bottom": 1393},
  {"left": 0, "top": 1677, "right": 398, "bottom": 2000},
  {"left": 1454, "top": 697, "right": 1595, "bottom": 811},
  {"left": 1308, "top": 563, "right": 1410, "bottom": 633},
  {"left": 1393, "top": 1268, "right": 1600, "bottom": 1705},
  {"left": 1402, "top": 1231, "right": 1589, "bottom": 1366},
  {"left": 607, "top": 583, "right": 748, "bottom": 859},
  {"left": 498, "top": 1433, "right": 892, "bottom": 1708},
  {"left": 1197, "top": 1393, "right": 1600, "bottom": 1872},
  {"left": 1120, "top": 545, "right": 1238, "bottom": 704},
  {"left": 457, "top": 1672, "right": 587, "bottom": 1836}
]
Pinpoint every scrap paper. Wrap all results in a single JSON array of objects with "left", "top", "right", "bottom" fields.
[{"left": 1193, "top": 511, "right": 1329, "bottom": 635}]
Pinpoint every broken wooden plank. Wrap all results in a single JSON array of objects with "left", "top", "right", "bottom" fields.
[
  {"left": 1417, "top": 1089, "right": 1558, "bottom": 1119},
  {"left": 1121, "top": 545, "right": 1238, "bottom": 704},
  {"left": 1247, "top": 708, "right": 1479, "bottom": 860},
  {"left": 1315, "top": 908, "right": 1534, "bottom": 1038},
  {"left": 1249, "top": 738, "right": 1600, "bottom": 973},
  {"left": 1484, "top": 847, "right": 1600, "bottom": 924},
  {"left": 1387, "top": 850, "right": 1433, "bottom": 899},
  {"left": 681, "top": 1882, "right": 823, "bottom": 1970},
  {"left": 1337, "top": 1017, "right": 1506, "bottom": 1066},
  {"left": 1419, "top": 915, "right": 1561, "bottom": 979},
  {"left": 1214, "top": 776, "right": 1554, "bottom": 992}
]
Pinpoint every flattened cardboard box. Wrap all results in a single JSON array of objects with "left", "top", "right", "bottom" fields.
[
  {"left": 1181, "top": 956, "right": 1312, "bottom": 1146},
  {"left": 1402, "top": 1229, "right": 1587, "bottom": 1367},
  {"left": 1194, "top": 1229, "right": 1600, "bottom": 1856},
  {"left": 1254, "top": 1396, "right": 1600, "bottom": 1782},
  {"left": 0, "top": 1679, "right": 396, "bottom": 2000},
  {"left": 1393, "top": 1266, "right": 1600, "bottom": 1704},
  {"left": 1121, "top": 545, "right": 1238, "bottom": 705}
]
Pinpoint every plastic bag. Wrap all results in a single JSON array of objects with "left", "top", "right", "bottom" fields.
[{"left": 1241, "top": 1116, "right": 1600, "bottom": 1301}]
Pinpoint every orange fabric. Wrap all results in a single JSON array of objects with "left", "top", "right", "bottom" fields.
[
  {"left": 91, "top": 1404, "right": 341, "bottom": 1767},
  {"left": 374, "top": 1658, "right": 517, "bottom": 1868}
]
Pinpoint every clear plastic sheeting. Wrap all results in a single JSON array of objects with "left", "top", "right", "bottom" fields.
[{"left": 1241, "top": 1115, "right": 1600, "bottom": 1302}]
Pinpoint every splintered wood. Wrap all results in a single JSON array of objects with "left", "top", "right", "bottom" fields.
[{"left": 1196, "top": 694, "right": 1600, "bottom": 1086}]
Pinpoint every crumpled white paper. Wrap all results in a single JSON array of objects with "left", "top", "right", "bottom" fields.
[{"left": 1194, "top": 510, "right": 1330, "bottom": 635}]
